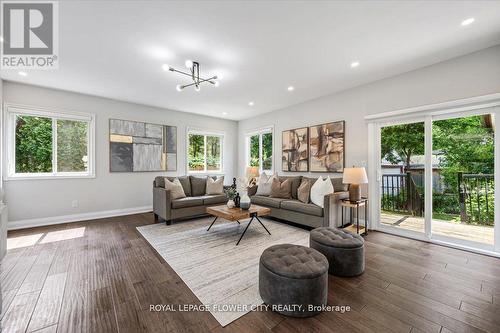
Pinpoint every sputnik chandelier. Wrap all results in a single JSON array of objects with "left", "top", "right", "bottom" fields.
[{"left": 163, "top": 60, "right": 219, "bottom": 92}]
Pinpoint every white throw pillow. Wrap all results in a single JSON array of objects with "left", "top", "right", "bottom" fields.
[
  {"left": 206, "top": 176, "right": 224, "bottom": 195},
  {"left": 164, "top": 177, "right": 187, "bottom": 200},
  {"left": 310, "top": 176, "right": 334, "bottom": 208},
  {"left": 256, "top": 172, "right": 276, "bottom": 196}
]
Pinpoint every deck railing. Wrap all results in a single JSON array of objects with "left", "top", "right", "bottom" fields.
[
  {"left": 458, "top": 173, "right": 494, "bottom": 226},
  {"left": 381, "top": 173, "right": 423, "bottom": 216}
]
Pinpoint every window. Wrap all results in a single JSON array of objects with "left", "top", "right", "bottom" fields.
[
  {"left": 246, "top": 127, "right": 273, "bottom": 173},
  {"left": 187, "top": 129, "right": 223, "bottom": 173},
  {"left": 6, "top": 105, "right": 95, "bottom": 179}
]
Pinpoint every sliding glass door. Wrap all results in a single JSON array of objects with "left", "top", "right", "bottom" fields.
[
  {"left": 431, "top": 114, "right": 494, "bottom": 246},
  {"left": 379, "top": 120, "right": 426, "bottom": 236},
  {"left": 373, "top": 107, "right": 498, "bottom": 254}
]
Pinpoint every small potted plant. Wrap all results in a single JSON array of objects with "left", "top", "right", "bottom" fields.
[{"left": 225, "top": 187, "right": 237, "bottom": 208}]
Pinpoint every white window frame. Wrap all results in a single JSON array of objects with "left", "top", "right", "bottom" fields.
[
  {"left": 186, "top": 127, "right": 224, "bottom": 174},
  {"left": 245, "top": 126, "right": 274, "bottom": 174},
  {"left": 4, "top": 103, "right": 96, "bottom": 180}
]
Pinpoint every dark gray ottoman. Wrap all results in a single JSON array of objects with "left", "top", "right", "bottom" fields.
[
  {"left": 310, "top": 227, "right": 365, "bottom": 277},
  {"left": 259, "top": 244, "right": 329, "bottom": 317}
]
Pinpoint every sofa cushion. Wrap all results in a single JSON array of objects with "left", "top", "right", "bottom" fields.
[
  {"left": 166, "top": 176, "right": 191, "bottom": 196},
  {"left": 310, "top": 177, "right": 334, "bottom": 208},
  {"left": 202, "top": 194, "right": 227, "bottom": 205},
  {"left": 331, "top": 177, "right": 348, "bottom": 192},
  {"left": 154, "top": 176, "right": 165, "bottom": 188},
  {"left": 281, "top": 200, "right": 324, "bottom": 217},
  {"left": 278, "top": 176, "right": 302, "bottom": 199},
  {"left": 171, "top": 197, "right": 203, "bottom": 209},
  {"left": 251, "top": 195, "right": 286, "bottom": 208},
  {"left": 190, "top": 176, "right": 207, "bottom": 196},
  {"left": 270, "top": 178, "right": 292, "bottom": 199}
]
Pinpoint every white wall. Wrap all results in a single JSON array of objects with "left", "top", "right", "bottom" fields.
[
  {"left": 3, "top": 82, "right": 238, "bottom": 224},
  {"left": 238, "top": 45, "right": 500, "bottom": 183}
]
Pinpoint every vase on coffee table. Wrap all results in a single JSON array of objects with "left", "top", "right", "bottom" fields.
[{"left": 240, "top": 192, "right": 251, "bottom": 210}]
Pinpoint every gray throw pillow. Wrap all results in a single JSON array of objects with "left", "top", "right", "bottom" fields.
[
  {"left": 167, "top": 176, "right": 191, "bottom": 196},
  {"left": 270, "top": 178, "right": 292, "bottom": 199},
  {"left": 190, "top": 176, "right": 207, "bottom": 196},
  {"left": 297, "top": 179, "right": 311, "bottom": 203}
]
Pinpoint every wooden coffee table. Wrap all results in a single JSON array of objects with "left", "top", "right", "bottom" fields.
[{"left": 206, "top": 205, "right": 272, "bottom": 245}]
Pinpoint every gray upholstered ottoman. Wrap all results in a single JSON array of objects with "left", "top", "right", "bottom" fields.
[
  {"left": 310, "top": 227, "right": 365, "bottom": 277},
  {"left": 259, "top": 244, "right": 329, "bottom": 317}
]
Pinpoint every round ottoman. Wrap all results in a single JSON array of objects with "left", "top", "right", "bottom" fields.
[
  {"left": 259, "top": 244, "right": 329, "bottom": 317},
  {"left": 310, "top": 227, "right": 365, "bottom": 277}
]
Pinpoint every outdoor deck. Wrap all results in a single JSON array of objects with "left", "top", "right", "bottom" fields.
[{"left": 381, "top": 213, "right": 494, "bottom": 245}]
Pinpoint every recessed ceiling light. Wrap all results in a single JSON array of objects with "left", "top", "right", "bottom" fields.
[
  {"left": 461, "top": 17, "right": 475, "bottom": 26},
  {"left": 222, "top": 112, "right": 228, "bottom": 115},
  {"left": 18, "top": 71, "right": 27, "bottom": 77},
  {"left": 248, "top": 101, "right": 254, "bottom": 106},
  {"left": 287, "top": 86, "right": 294, "bottom": 91},
  {"left": 350, "top": 61, "right": 360, "bottom": 68}
]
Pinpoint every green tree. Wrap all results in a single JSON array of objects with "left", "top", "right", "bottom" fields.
[
  {"left": 57, "top": 119, "right": 88, "bottom": 172},
  {"left": 381, "top": 122, "right": 424, "bottom": 171},
  {"left": 15, "top": 116, "right": 53, "bottom": 173}
]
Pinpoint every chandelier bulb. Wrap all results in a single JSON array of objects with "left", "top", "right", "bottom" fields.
[
  {"left": 185, "top": 59, "right": 193, "bottom": 69},
  {"left": 176, "top": 85, "right": 182, "bottom": 92}
]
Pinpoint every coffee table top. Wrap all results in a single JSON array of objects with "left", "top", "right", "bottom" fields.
[{"left": 206, "top": 205, "right": 271, "bottom": 221}]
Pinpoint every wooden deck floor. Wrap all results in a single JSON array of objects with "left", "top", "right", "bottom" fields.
[
  {"left": 2, "top": 213, "right": 500, "bottom": 333},
  {"left": 381, "top": 213, "right": 494, "bottom": 245}
]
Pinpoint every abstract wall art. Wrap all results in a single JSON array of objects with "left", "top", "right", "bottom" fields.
[
  {"left": 109, "top": 119, "right": 177, "bottom": 172},
  {"left": 282, "top": 127, "right": 309, "bottom": 172},
  {"left": 309, "top": 121, "right": 345, "bottom": 172}
]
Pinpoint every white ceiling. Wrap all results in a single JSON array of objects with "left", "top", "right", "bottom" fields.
[{"left": 2, "top": 1, "right": 500, "bottom": 120}]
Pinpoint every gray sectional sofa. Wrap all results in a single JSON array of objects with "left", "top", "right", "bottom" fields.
[
  {"left": 153, "top": 176, "right": 228, "bottom": 224},
  {"left": 248, "top": 176, "right": 349, "bottom": 228}
]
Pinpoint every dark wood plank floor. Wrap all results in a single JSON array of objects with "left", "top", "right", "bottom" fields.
[{"left": 1, "top": 213, "right": 500, "bottom": 333}]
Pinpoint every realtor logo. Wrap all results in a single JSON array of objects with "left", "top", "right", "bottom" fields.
[{"left": 1, "top": 1, "right": 59, "bottom": 69}]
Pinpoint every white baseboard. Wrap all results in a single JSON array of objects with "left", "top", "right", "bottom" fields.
[{"left": 7, "top": 206, "right": 153, "bottom": 231}]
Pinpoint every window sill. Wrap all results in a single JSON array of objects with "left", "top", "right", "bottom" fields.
[
  {"left": 5, "top": 173, "right": 96, "bottom": 181},
  {"left": 187, "top": 171, "right": 225, "bottom": 176}
]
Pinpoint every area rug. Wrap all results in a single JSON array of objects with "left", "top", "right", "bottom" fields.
[{"left": 136, "top": 217, "right": 309, "bottom": 326}]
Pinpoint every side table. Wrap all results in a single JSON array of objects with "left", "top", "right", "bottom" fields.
[{"left": 340, "top": 198, "right": 368, "bottom": 236}]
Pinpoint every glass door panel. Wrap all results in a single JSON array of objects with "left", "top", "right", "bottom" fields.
[
  {"left": 380, "top": 121, "right": 426, "bottom": 234},
  {"left": 432, "top": 114, "right": 495, "bottom": 246}
]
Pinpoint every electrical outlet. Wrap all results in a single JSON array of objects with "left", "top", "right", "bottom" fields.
[{"left": 71, "top": 200, "right": 78, "bottom": 208}]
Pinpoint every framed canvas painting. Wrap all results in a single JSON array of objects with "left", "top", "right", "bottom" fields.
[
  {"left": 109, "top": 119, "right": 177, "bottom": 172},
  {"left": 309, "top": 121, "right": 345, "bottom": 172},
  {"left": 282, "top": 127, "right": 308, "bottom": 172}
]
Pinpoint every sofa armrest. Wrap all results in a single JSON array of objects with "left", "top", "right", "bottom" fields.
[
  {"left": 153, "top": 187, "right": 172, "bottom": 221},
  {"left": 323, "top": 191, "right": 349, "bottom": 227}
]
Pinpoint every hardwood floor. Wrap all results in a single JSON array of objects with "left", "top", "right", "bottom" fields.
[{"left": 1, "top": 213, "right": 500, "bottom": 333}]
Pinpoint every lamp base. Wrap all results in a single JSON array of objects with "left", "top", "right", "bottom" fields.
[{"left": 348, "top": 184, "right": 361, "bottom": 201}]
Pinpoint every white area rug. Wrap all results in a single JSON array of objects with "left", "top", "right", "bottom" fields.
[{"left": 137, "top": 216, "right": 309, "bottom": 326}]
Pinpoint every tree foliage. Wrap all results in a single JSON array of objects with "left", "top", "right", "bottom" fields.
[
  {"left": 15, "top": 116, "right": 53, "bottom": 173},
  {"left": 381, "top": 122, "right": 424, "bottom": 171}
]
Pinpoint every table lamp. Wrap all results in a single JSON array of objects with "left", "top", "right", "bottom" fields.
[
  {"left": 343, "top": 167, "right": 368, "bottom": 201},
  {"left": 246, "top": 166, "right": 260, "bottom": 186}
]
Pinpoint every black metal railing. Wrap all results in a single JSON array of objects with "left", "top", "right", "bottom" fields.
[
  {"left": 381, "top": 173, "right": 423, "bottom": 216},
  {"left": 458, "top": 172, "right": 494, "bottom": 225}
]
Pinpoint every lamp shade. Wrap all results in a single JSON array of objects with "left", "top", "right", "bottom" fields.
[
  {"left": 246, "top": 166, "right": 260, "bottom": 178},
  {"left": 343, "top": 167, "right": 368, "bottom": 184}
]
